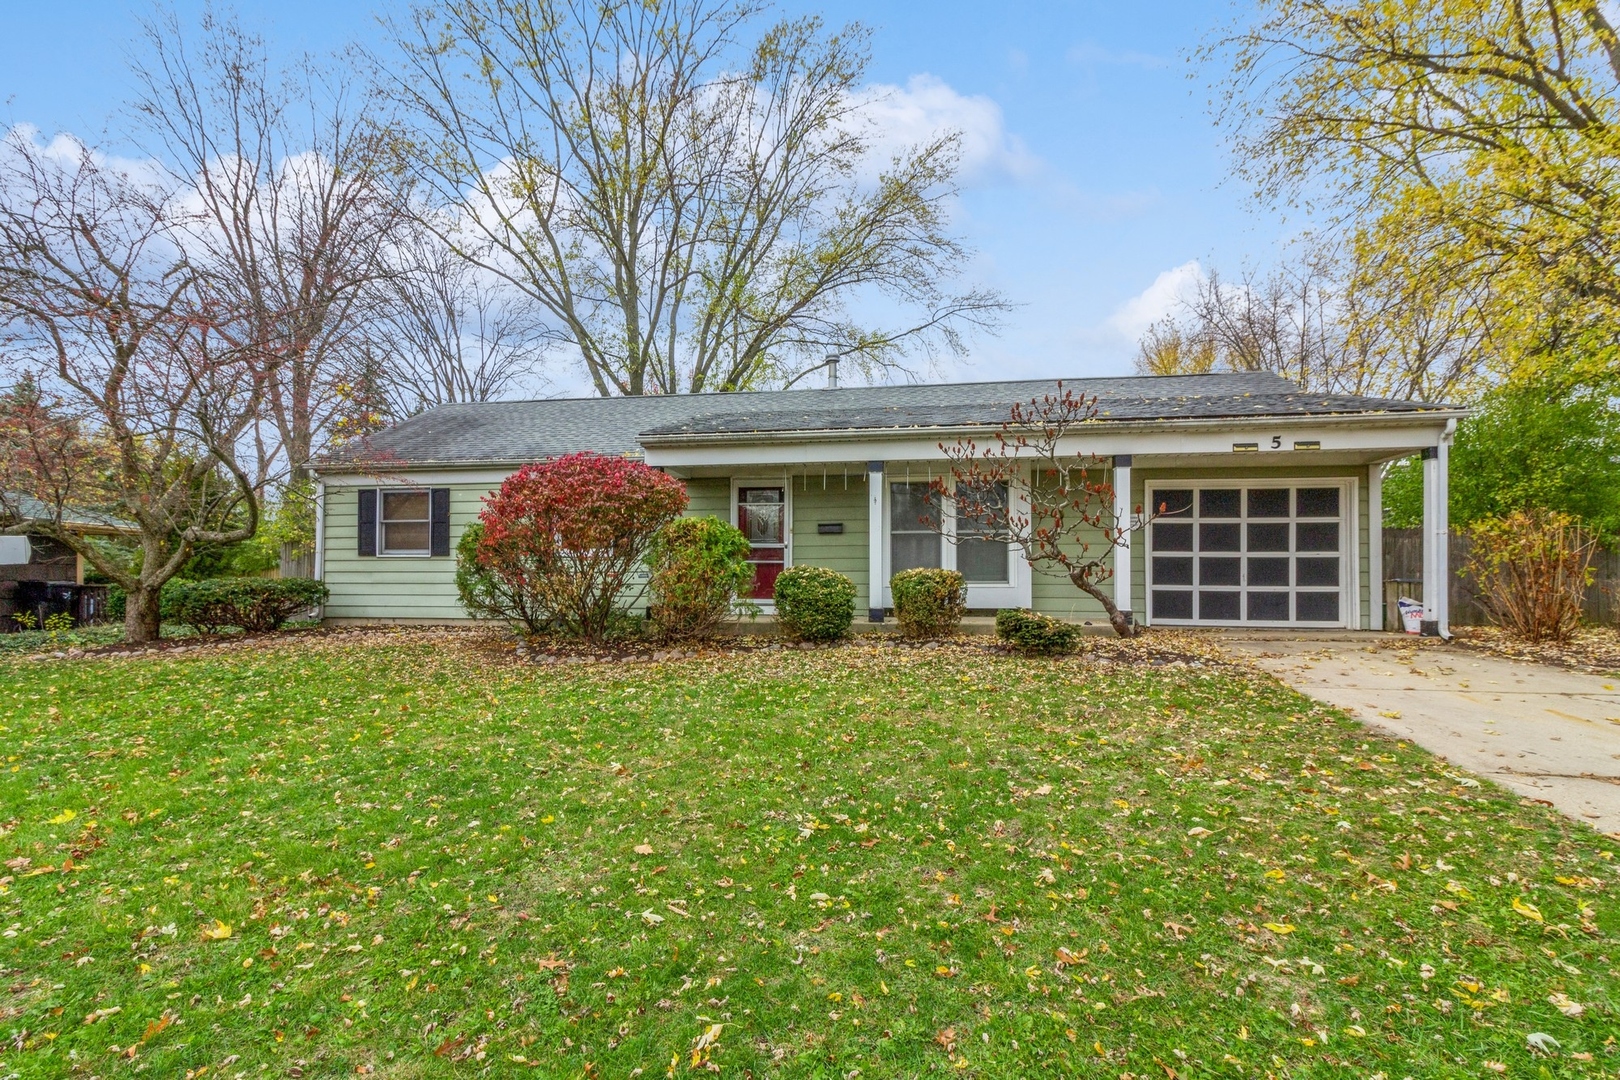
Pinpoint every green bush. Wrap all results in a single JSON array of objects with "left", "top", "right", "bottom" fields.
[
  {"left": 773, "top": 565, "right": 856, "bottom": 642},
  {"left": 165, "top": 578, "right": 329, "bottom": 634},
  {"left": 647, "top": 516, "right": 757, "bottom": 641},
  {"left": 890, "top": 567, "right": 966, "bottom": 638},
  {"left": 105, "top": 581, "right": 194, "bottom": 623},
  {"left": 455, "top": 523, "right": 553, "bottom": 635},
  {"left": 994, "top": 608, "right": 1078, "bottom": 654}
]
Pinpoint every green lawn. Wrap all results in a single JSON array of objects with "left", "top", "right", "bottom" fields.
[{"left": 1, "top": 631, "right": 1615, "bottom": 1078}]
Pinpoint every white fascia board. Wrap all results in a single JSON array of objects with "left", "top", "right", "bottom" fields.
[
  {"left": 641, "top": 414, "right": 1461, "bottom": 469},
  {"left": 315, "top": 467, "right": 519, "bottom": 488}
]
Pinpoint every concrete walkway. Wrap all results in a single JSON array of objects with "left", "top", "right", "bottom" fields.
[{"left": 1219, "top": 632, "right": 1620, "bottom": 838}]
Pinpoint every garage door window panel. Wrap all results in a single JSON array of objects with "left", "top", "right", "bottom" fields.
[{"left": 1148, "top": 482, "right": 1348, "bottom": 627}]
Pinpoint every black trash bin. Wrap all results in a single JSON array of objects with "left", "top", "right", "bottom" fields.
[{"left": 11, "top": 581, "right": 109, "bottom": 630}]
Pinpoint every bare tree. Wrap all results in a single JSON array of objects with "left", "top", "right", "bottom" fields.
[
  {"left": 933, "top": 387, "right": 1157, "bottom": 638},
  {"left": 130, "top": 8, "right": 405, "bottom": 484},
  {"left": 372, "top": 225, "right": 552, "bottom": 416},
  {"left": 386, "top": 0, "right": 1004, "bottom": 396},
  {"left": 0, "top": 135, "right": 264, "bottom": 642},
  {"left": 1135, "top": 245, "right": 1488, "bottom": 401}
]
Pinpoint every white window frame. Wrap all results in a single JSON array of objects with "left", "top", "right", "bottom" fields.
[
  {"left": 731, "top": 477, "right": 793, "bottom": 612},
  {"left": 878, "top": 471, "right": 1031, "bottom": 610},
  {"left": 1142, "top": 478, "right": 1359, "bottom": 628},
  {"left": 377, "top": 487, "right": 433, "bottom": 558}
]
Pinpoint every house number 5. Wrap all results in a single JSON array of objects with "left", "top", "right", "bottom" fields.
[{"left": 1269, "top": 436, "right": 1282, "bottom": 449}]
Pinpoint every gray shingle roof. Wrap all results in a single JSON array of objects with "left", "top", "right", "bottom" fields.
[
  {"left": 2, "top": 493, "right": 137, "bottom": 534},
  {"left": 318, "top": 372, "right": 1457, "bottom": 469}
]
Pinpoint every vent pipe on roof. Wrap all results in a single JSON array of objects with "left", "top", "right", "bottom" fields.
[{"left": 826, "top": 358, "right": 839, "bottom": 389}]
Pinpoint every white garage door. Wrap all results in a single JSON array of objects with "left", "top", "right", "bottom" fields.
[{"left": 1146, "top": 483, "right": 1352, "bottom": 627}]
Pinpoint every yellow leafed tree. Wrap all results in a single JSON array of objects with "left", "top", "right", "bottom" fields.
[{"left": 1206, "top": 0, "right": 1620, "bottom": 386}]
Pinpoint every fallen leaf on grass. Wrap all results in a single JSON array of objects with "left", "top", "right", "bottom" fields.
[
  {"left": 1186, "top": 827, "right": 1213, "bottom": 837},
  {"left": 83, "top": 1006, "right": 121, "bottom": 1024},
  {"left": 1262, "top": 922, "right": 1296, "bottom": 935},
  {"left": 48, "top": 810, "right": 76, "bottom": 825},
  {"left": 1548, "top": 992, "right": 1584, "bottom": 1018},
  {"left": 201, "top": 920, "right": 233, "bottom": 940},
  {"left": 633, "top": 844, "right": 654, "bottom": 856},
  {"left": 1511, "top": 897, "right": 1543, "bottom": 923}
]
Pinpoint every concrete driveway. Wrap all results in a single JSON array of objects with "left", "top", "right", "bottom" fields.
[{"left": 1219, "top": 632, "right": 1620, "bottom": 838}]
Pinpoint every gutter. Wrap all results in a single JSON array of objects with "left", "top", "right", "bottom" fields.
[
  {"left": 635, "top": 409, "right": 1471, "bottom": 450},
  {"left": 306, "top": 408, "right": 1469, "bottom": 472}
]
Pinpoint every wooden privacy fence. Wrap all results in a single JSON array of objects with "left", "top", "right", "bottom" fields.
[{"left": 1383, "top": 528, "right": 1620, "bottom": 627}]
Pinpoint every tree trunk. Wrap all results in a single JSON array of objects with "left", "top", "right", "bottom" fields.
[
  {"left": 1071, "top": 572, "right": 1138, "bottom": 638},
  {"left": 124, "top": 585, "right": 162, "bottom": 644}
]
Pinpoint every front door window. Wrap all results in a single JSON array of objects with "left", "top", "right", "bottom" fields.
[{"left": 738, "top": 487, "right": 786, "bottom": 600}]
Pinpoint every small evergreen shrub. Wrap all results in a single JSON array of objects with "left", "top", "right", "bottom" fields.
[
  {"left": 994, "top": 608, "right": 1078, "bottom": 653},
  {"left": 107, "top": 582, "right": 185, "bottom": 622},
  {"left": 773, "top": 565, "right": 856, "bottom": 642},
  {"left": 166, "top": 578, "right": 328, "bottom": 634},
  {"left": 647, "top": 516, "right": 757, "bottom": 641},
  {"left": 890, "top": 567, "right": 966, "bottom": 638}
]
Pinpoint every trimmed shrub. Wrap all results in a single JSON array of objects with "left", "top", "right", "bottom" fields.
[
  {"left": 890, "top": 567, "right": 966, "bottom": 638},
  {"left": 470, "top": 453, "right": 688, "bottom": 643},
  {"left": 455, "top": 522, "right": 555, "bottom": 635},
  {"left": 773, "top": 565, "right": 856, "bottom": 642},
  {"left": 166, "top": 578, "right": 329, "bottom": 634},
  {"left": 994, "top": 608, "right": 1078, "bottom": 654},
  {"left": 647, "top": 516, "right": 757, "bottom": 641}
]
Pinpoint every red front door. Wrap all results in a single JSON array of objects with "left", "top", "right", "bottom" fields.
[{"left": 737, "top": 487, "right": 786, "bottom": 600}]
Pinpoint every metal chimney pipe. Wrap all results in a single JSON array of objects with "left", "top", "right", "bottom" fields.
[{"left": 827, "top": 358, "right": 839, "bottom": 389}]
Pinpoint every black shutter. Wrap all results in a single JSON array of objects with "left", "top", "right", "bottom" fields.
[
  {"left": 429, "top": 488, "right": 451, "bottom": 557},
  {"left": 358, "top": 489, "right": 377, "bottom": 557}
]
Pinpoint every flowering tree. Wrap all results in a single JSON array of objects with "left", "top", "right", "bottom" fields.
[
  {"left": 934, "top": 386, "right": 1159, "bottom": 638},
  {"left": 470, "top": 453, "right": 688, "bottom": 642}
]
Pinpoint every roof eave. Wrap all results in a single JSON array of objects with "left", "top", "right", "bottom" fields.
[{"left": 635, "top": 408, "right": 1470, "bottom": 449}]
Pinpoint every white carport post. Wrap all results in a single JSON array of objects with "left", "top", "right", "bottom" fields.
[
  {"left": 1420, "top": 423, "right": 1453, "bottom": 637},
  {"left": 867, "top": 461, "right": 886, "bottom": 622},
  {"left": 1113, "top": 455, "right": 1133, "bottom": 627},
  {"left": 1367, "top": 463, "right": 1383, "bottom": 631}
]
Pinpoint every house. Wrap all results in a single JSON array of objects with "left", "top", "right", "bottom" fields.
[
  {"left": 310, "top": 372, "right": 1463, "bottom": 635},
  {"left": 0, "top": 495, "right": 133, "bottom": 630}
]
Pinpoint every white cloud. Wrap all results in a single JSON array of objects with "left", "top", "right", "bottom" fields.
[
  {"left": 1105, "top": 259, "right": 1203, "bottom": 341},
  {"left": 854, "top": 74, "right": 1039, "bottom": 185}
]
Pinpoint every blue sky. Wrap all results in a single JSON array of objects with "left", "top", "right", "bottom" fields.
[{"left": 2, "top": 0, "right": 1295, "bottom": 386}]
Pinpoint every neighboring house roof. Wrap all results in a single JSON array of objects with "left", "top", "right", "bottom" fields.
[
  {"left": 317, "top": 372, "right": 1461, "bottom": 470},
  {"left": 1, "top": 494, "right": 137, "bottom": 536}
]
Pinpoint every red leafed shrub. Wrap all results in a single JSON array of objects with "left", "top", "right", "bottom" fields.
[{"left": 470, "top": 453, "right": 688, "bottom": 642}]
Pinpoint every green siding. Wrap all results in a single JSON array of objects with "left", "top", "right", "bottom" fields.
[
  {"left": 323, "top": 484, "right": 492, "bottom": 621},
  {"left": 684, "top": 478, "right": 730, "bottom": 518},
  {"left": 1027, "top": 469, "right": 1111, "bottom": 620},
  {"left": 788, "top": 476, "right": 871, "bottom": 611},
  {"left": 321, "top": 472, "right": 875, "bottom": 621},
  {"left": 322, "top": 462, "right": 1374, "bottom": 628}
]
